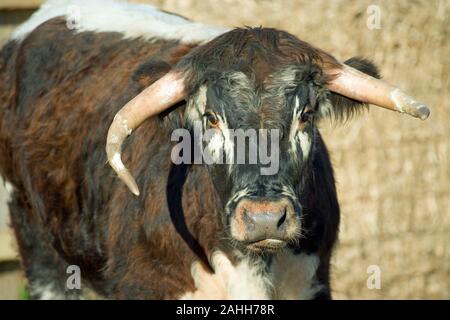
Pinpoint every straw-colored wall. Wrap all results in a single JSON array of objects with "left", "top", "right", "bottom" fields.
[{"left": 0, "top": 0, "right": 448, "bottom": 299}]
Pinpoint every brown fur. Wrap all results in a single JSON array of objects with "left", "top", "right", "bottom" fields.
[{"left": 0, "top": 18, "right": 220, "bottom": 299}]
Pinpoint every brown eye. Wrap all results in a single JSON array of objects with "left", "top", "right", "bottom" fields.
[
  {"left": 300, "top": 107, "right": 314, "bottom": 123},
  {"left": 203, "top": 111, "right": 219, "bottom": 126}
]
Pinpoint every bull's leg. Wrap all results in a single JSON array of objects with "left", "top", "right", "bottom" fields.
[{"left": 8, "top": 194, "right": 81, "bottom": 300}]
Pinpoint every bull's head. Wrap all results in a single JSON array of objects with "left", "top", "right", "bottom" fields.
[{"left": 106, "top": 28, "right": 429, "bottom": 253}]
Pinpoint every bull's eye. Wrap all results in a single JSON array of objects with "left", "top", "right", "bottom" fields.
[
  {"left": 300, "top": 106, "right": 314, "bottom": 123},
  {"left": 203, "top": 111, "right": 219, "bottom": 127}
]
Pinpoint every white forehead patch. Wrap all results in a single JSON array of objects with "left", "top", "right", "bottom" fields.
[
  {"left": 289, "top": 97, "right": 311, "bottom": 161},
  {"left": 204, "top": 113, "right": 234, "bottom": 168}
]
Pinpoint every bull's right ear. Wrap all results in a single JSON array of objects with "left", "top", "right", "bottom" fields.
[
  {"left": 320, "top": 57, "right": 380, "bottom": 122},
  {"left": 132, "top": 59, "right": 172, "bottom": 91}
]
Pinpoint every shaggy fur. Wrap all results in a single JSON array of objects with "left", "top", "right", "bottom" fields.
[{"left": 0, "top": 7, "right": 379, "bottom": 299}]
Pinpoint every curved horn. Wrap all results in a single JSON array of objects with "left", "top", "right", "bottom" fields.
[
  {"left": 326, "top": 64, "right": 430, "bottom": 120},
  {"left": 106, "top": 71, "right": 187, "bottom": 196}
]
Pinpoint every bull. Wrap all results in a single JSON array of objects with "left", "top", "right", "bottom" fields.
[{"left": 0, "top": 0, "right": 429, "bottom": 299}]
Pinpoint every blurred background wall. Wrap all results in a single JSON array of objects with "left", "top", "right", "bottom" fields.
[{"left": 0, "top": 0, "right": 448, "bottom": 299}]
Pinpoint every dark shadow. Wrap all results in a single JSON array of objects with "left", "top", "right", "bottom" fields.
[{"left": 166, "top": 163, "right": 210, "bottom": 268}]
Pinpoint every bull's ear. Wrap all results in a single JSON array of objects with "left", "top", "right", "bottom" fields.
[
  {"left": 319, "top": 57, "right": 380, "bottom": 122},
  {"left": 132, "top": 59, "right": 172, "bottom": 91}
]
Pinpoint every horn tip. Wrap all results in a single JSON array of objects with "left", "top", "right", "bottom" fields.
[
  {"left": 131, "top": 187, "right": 140, "bottom": 196},
  {"left": 417, "top": 105, "right": 430, "bottom": 120},
  {"left": 126, "top": 179, "right": 140, "bottom": 196}
]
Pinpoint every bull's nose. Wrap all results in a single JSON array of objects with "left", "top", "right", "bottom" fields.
[
  {"left": 244, "top": 208, "right": 287, "bottom": 241},
  {"left": 230, "top": 197, "right": 299, "bottom": 244}
]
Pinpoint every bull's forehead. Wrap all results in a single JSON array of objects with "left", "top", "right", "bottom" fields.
[{"left": 205, "top": 67, "right": 312, "bottom": 130}]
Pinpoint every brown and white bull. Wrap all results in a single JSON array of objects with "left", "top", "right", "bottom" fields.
[{"left": 0, "top": 0, "right": 429, "bottom": 299}]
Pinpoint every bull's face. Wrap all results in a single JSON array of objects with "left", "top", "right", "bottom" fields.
[
  {"left": 184, "top": 67, "right": 329, "bottom": 252},
  {"left": 105, "top": 28, "right": 429, "bottom": 254}
]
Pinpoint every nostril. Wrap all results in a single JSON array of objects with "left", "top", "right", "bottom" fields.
[{"left": 277, "top": 208, "right": 287, "bottom": 228}]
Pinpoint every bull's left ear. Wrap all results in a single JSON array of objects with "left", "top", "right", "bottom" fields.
[{"left": 318, "top": 57, "right": 380, "bottom": 121}]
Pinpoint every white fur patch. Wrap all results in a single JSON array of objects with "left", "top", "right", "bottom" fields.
[
  {"left": 31, "top": 284, "right": 66, "bottom": 300},
  {"left": 182, "top": 250, "right": 322, "bottom": 300},
  {"left": 0, "top": 178, "right": 14, "bottom": 230},
  {"left": 297, "top": 131, "right": 311, "bottom": 160},
  {"left": 205, "top": 131, "right": 224, "bottom": 163},
  {"left": 11, "top": 0, "right": 228, "bottom": 43},
  {"left": 289, "top": 97, "right": 301, "bottom": 154},
  {"left": 180, "top": 251, "right": 270, "bottom": 300},
  {"left": 289, "top": 97, "right": 311, "bottom": 160},
  {"left": 204, "top": 114, "right": 234, "bottom": 167},
  {"left": 271, "top": 251, "right": 323, "bottom": 300}
]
